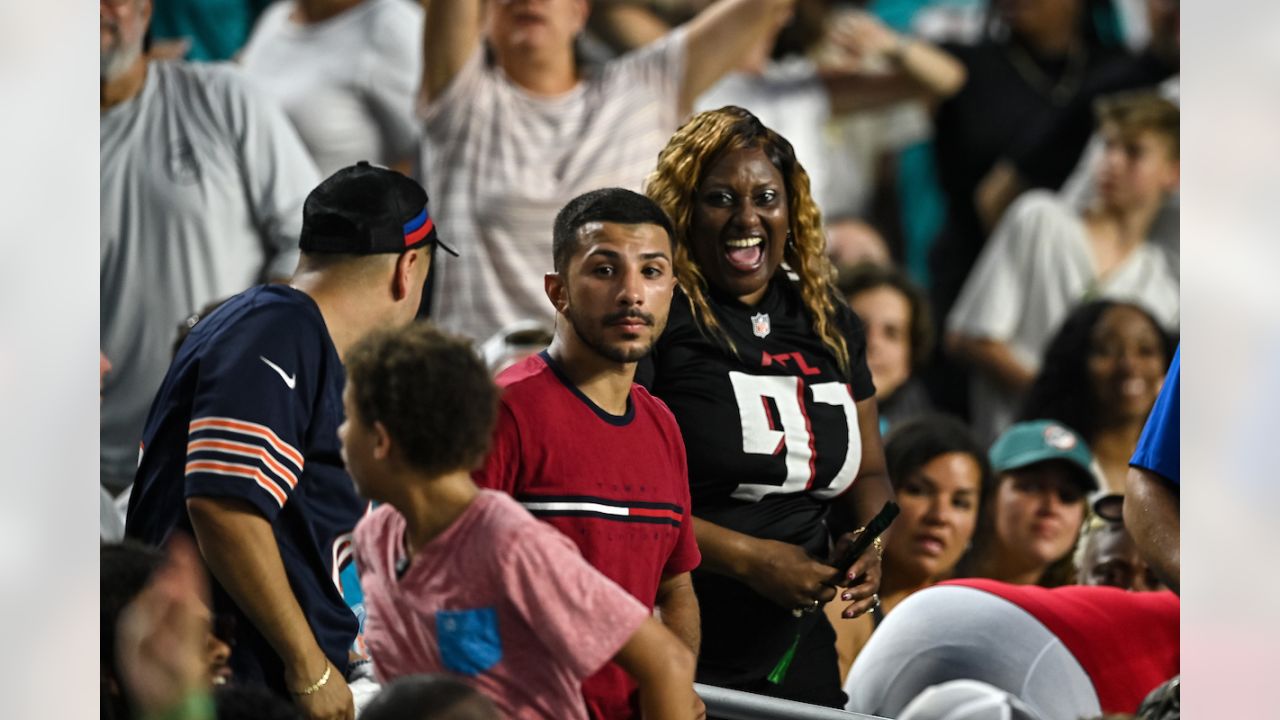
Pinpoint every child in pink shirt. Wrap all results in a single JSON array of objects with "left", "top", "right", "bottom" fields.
[{"left": 340, "top": 323, "right": 698, "bottom": 720}]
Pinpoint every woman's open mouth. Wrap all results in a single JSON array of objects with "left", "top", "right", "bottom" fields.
[{"left": 724, "top": 236, "right": 766, "bottom": 273}]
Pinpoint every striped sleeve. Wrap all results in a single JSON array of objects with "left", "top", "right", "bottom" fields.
[
  {"left": 185, "top": 416, "right": 305, "bottom": 512},
  {"left": 182, "top": 303, "right": 318, "bottom": 520}
]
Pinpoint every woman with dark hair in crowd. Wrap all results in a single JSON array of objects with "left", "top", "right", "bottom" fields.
[
  {"left": 838, "top": 263, "right": 935, "bottom": 435},
  {"left": 1020, "top": 300, "right": 1174, "bottom": 493},
  {"left": 957, "top": 420, "right": 1093, "bottom": 588},
  {"left": 643, "top": 106, "right": 894, "bottom": 707},
  {"left": 826, "top": 414, "right": 990, "bottom": 681}
]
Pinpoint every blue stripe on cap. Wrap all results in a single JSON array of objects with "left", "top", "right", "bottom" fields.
[{"left": 403, "top": 208, "right": 428, "bottom": 234}]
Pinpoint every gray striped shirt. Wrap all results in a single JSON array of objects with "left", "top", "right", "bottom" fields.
[{"left": 421, "top": 28, "right": 687, "bottom": 341}]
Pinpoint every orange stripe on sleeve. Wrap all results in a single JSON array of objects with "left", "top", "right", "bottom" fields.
[
  {"left": 189, "top": 417, "right": 305, "bottom": 469},
  {"left": 185, "top": 460, "right": 288, "bottom": 508}
]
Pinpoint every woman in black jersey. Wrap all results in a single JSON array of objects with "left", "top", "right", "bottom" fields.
[{"left": 642, "top": 106, "right": 894, "bottom": 707}]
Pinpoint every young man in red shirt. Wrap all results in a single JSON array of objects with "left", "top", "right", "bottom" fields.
[{"left": 474, "top": 188, "right": 703, "bottom": 719}]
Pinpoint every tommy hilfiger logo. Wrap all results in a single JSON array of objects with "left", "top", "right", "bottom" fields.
[{"left": 516, "top": 494, "right": 684, "bottom": 527}]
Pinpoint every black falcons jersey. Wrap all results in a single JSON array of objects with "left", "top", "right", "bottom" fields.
[{"left": 643, "top": 276, "right": 875, "bottom": 554}]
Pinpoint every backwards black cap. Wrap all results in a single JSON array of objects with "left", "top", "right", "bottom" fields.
[{"left": 299, "top": 161, "right": 457, "bottom": 256}]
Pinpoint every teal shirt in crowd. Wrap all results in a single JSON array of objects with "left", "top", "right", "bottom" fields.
[{"left": 150, "top": 0, "right": 273, "bottom": 61}]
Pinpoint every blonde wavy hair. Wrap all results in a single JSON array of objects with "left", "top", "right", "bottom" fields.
[{"left": 644, "top": 106, "right": 849, "bottom": 374}]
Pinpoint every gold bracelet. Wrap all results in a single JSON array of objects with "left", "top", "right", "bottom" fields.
[{"left": 292, "top": 662, "right": 332, "bottom": 697}]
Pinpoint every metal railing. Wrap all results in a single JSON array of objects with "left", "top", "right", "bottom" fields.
[{"left": 694, "top": 683, "right": 892, "bottom": 720}]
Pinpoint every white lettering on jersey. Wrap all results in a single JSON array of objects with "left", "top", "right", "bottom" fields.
[
  {"left": 808, "top": 382, "right": 861, "bottom": 499},
  {"left": 727, "top": 372, "right": 860, "bottom": 502}
]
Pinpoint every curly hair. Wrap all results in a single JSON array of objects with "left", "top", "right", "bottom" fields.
[
  {"left": 644, "top": 106, "right": 849, "bottom": 374},
  {"left": 345, "top": 322, "right": 499, "bottom": 476},
  {"left": 1019, "top": 300, "right": 1174, "bottom": 441}
]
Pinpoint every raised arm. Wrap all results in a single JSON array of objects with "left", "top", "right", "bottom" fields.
[
  {"left": 419, "top": 0, "right": 484, "bottom": 105},
  {"left": 187, "top": 497, "right": 354, "bottom": 720},
  {"left": 819, "top": 12, "right": 966, "bottom": 115},
  {"left": 589, "top": 1, "right": 673, "bottom": 54},
  {"left": 680, "top": 0, "right": 797, "bottom": 114}
]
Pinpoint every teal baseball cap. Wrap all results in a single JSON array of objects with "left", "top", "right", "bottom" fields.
[{"left": 989, "top": 420, "right": 1098, "bottom": 492}]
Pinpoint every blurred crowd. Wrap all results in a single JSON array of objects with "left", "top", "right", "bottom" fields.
[{"left": 100, "top": 0, "right": 1181, "bottom": 719}]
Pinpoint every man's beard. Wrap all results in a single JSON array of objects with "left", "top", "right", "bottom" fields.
[
  {"left": 564, "top": 305, "right": 657, "bottom": 364},
  {"left": 101, "top": 31, "right": 141, "bottom": 82}
]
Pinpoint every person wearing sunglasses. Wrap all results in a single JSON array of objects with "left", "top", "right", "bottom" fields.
[{"left": 956, "top": 420, "right": 1095, "bottom": 587}]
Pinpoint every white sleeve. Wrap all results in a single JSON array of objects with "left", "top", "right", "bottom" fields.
[
  {"left": 219, "top": 67, "right": 320, "bottom": 278},
  {"left": 946, "top": 196, "right": 1042, "bottom": 341},
  {"left": 605, "top": 25, "right": 688, "bottom": 131}
]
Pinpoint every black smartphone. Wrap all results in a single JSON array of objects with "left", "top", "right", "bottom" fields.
[{"left": 830, "top": 501, "right": 900, "bottom": 579}]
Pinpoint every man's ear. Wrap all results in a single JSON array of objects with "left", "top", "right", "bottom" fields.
[
  {"left": 545, "top": 272, "right": 569, "bottom": 315},
  {"left": 372, "top": 420, "right": 393, "bottom": 461},
  {"left": 392, "top": 248, "right": 427, "bottom": 302}
]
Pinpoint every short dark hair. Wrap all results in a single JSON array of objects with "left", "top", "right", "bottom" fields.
[
  {"left": 345, "top": 322, "right": 499, "bottom": 476},
  {"left": 102, "top": 541, "right": 164, "bottom": 666},
  {"left": 361, "top": 675, "right": 500, "bottom": 720},
  {"left": 837, "top": 262, "right": 935, "bottom": 371},
  {"left": 884, "top": 414, "right": 993, "bottom": 501},
  {"left": 101, "top": 541, "right": 166, "bottom": 720},
  {"left": 551, "top": 188, "right": 675, "bottom": 273}
]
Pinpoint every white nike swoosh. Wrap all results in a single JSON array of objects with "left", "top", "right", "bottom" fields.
[{"left": 259, "top": 356, "right": 297, "bottom": 389}]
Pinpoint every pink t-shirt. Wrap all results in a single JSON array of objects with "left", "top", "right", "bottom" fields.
[{"left": 354, "top": 490, "right": 650, "bottom": 720}]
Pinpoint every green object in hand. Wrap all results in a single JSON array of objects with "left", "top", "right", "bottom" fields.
[{"left": 766, "top": 631, "right": 801, "bottom": 685}]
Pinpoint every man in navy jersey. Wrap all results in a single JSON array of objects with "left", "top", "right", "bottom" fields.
[
  {"left": 473, "top": 188, "right": 703, "bottom": 720},
  {"left": 126, "top": 162, "right": 452, "bottom": 720}
]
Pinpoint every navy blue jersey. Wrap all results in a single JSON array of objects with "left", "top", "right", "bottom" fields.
[
  {"left": 126, "top": 285, "right": 365, "bottom": 691},
  {"left": 640, "top": 275, "right": 875, "bottom": 683}
]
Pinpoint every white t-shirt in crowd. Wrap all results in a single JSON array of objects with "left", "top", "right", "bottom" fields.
[
  {"left": 696, "top": 57, "right": 844, "bottom": 218},
  {"left": 421, "top": 28, "right": 687, "bottom": 341},
  {"left": 1060, "top": 77, "right": 1179, "bottom": 273},
  {"left": 100, "top": 60, "right": 319, "bottom": 491},
  {"left": 946, "top": 191, "right": 1180, "bottom": 444},
  {"left": 239, "top": 0, "right": 422, "bottom": 176}
]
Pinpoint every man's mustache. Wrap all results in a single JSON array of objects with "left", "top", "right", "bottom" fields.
[{"left": 602, "top": 309, "right": 655, "bottom": 326}]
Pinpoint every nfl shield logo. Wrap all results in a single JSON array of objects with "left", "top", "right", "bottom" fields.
[{"left": 751, "top": 312, "right": 771, "bottom": 339}]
